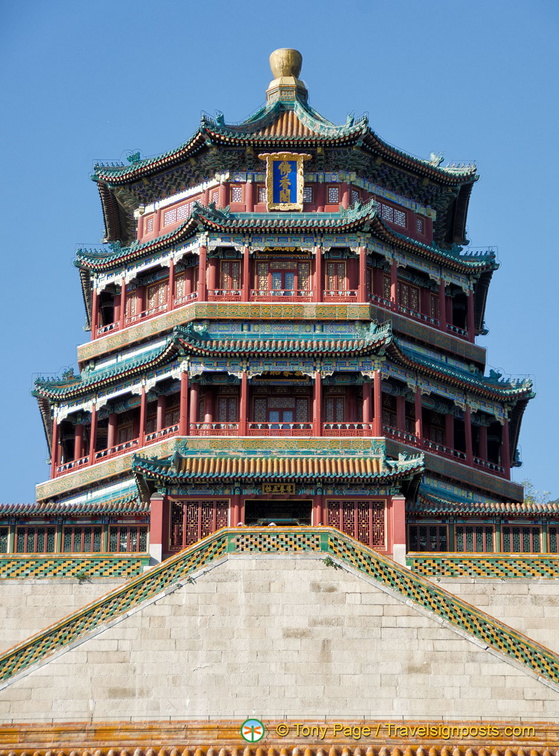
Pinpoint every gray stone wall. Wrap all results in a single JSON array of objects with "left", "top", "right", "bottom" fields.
[
  {"left": 438, "top": 578, "right": 559, "bottom": 653},
  {"left": 1, "top": 556, "right": 559, "bottom": 721},
  {"left": 0, "top": 580, "right": 123, "bottom": 652}
]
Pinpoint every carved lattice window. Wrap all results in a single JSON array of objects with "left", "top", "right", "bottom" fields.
[
  {"left": 327, "top": 500, "right": 385, "bottom": 547},
  {"left": 16, "top": 526, "right": 56, "bottom": 554},
  {"left": 502, "top": 526, "right": 541, "bottom": 553},
  {"left": 408, "top": 524, "right": 448, "bottom": 552},
  {"left": 455, "top": 525, "right": 494, "bottom": 553},
  {"left": 108, "top": 525, "right": 148, "bottom": 553},
  {"left": 326, "top": 261, "right": 346, "bottom": 291},
  {"left": 63, "top": 526, "right": 103, "bottom": 553},
  {"left": 221, "top": 261, "right": 241, "bottom": 290},
  {"left": 175, "top": 500, "right": 229, "bottom": 547}
]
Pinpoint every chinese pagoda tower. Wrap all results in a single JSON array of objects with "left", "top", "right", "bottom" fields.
[{"left": 8, "top": 47, "right": 542, "bottom": 562}]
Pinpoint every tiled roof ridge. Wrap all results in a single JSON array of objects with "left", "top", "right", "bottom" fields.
[
  {"left": 131, "top": 448, "right": 425, "bottom": 485},
  {"left": 392, "top": 341, "right": 535, "bottom": 400},
  {"left": 414, "top": 490, "right": 559, "bottom": 516},
  {"left": 92, "top": 98, "right": 477, "bottom": 188},
  {"left": 173, "top": 319, "right": 393, "bottom": 356},
  {"left": 0, "top": 493, "right": 146, "bottom": 517},
  {"left": 34, "top": 339, "right": 177, "bottom": 400},
  {"left": 2, "top": 527, "right": 559, "bottom": 691},
  {"left": 75, "top": 201, "right": 495, "bottom": 275}
]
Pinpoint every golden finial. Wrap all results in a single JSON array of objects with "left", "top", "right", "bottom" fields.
[
  {"left": 266, "top": 48, "right": 308, "bottom": 104},
  {"left": 269, "top": 49, "right": 303, "bottom": 79}
]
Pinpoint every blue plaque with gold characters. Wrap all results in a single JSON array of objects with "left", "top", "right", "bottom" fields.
[{"left": 259, "top": 151, "right": 311, "bottom": 211}]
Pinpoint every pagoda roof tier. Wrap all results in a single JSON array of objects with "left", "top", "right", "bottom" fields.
[
  {"left": 174, "top": 320, "right": 393, "bottom": 358},
  {"left": 411, "top": 489, "right": 559, "bottom": 517},
  {"left": 35, "top": 326, "right": 533, "bottom": 406},
  {"left": 92, "top": 100, "right": 476, "bottom": 188},
  {"left": 76, "top": 201, "right": 496, "bottom": 277},
  {"left": 34, "top": 339, "right": 177, "bottom": 401},
  {"left": 0, "top": 491, "right": 145, "bottom": 519},
  {"left": 131, "top": 438, "right": 424, "bottom": 489}
]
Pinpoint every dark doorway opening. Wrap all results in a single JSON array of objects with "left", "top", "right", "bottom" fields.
[{"left": 244, "top": 499, "right": 312, "bottom": 526}]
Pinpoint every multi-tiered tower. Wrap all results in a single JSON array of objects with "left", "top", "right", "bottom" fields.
[{"left": 5, "top": 48, "right": 543, "bottom": 562}]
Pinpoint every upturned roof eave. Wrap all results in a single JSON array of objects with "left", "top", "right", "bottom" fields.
[
  {"left": 413, "top": 489, "right": 558, "bottom": 517},
  {"left": 76, "top": 203, "right": 496, "bottom": 275},
  {"left": 389, "top": 341, "right": 534, "bottom": 402},
  {"left": 92, "top": 129, "right": 208, "bottom": 186},
  {"left": 34, "top": 339, "right": 179, "bottom": 402},
  {"left": 362, "top": 130, "right": 478, "bottom": 187}
]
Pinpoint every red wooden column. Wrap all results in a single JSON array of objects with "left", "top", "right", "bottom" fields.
[
  {"left": 389, "top": 494, "right": 407, "bottom": 565},
  {"left": 414, "top": 387, "right": 423, "bottom": 440},
  {"left": 438, "top": 279, "right": 447, "bottom": 331},
  {"left": 478, "top": 424, "right": 488, "bottom": 461},
  {"left": 316, "top": 180, "right": 325, "bottom": 212},
  {"left": 50, "top": 416, "right": 60, "bottom": 478},
  {"left": 467, "top": 290, "right": 476, "bottom": 342},
  {"left": 362, "top": 380, "right": 372, "bottom": 431},
  {"left": 239, "top": 372, "right": 248, "bottom": 435},
  {"left": 88, "top": 405, "right": 97, "bottom": 464},
  {"left": 168, "top": 259, "right": 175, "bottom": 311},
  {"left": 207, "top": 255, "right": 217, "bottom": 294},
  {"left": 120, "top": 277, "right": 127, "bottom": 328},
  {"left": 358, "top": 247, "right": 367, "bottom": 302},
  {"left": 231, "top": 493, "right": 242, "bottom": 526},
  {"left": 390, "top": 260, "right": 398, "bottom": 309},
  {"left": 218, "top": 182, "right": 227, "bottom": 208},
  {"left": 502, "top": 417, "right": 511, "bottom": 478},
  {"left": 139, "top": 387, "right": 147, "bottom": 446},
  {"left": 242, "top": 246, "right": 251, "bottom": 301},
  {"left": 73, "top": 424, "right": 84, "bottom": 461},
  {"left": 396, "top": 395, "right": 405, "bottom": 432},
  {"left": 91, "top": 289, "right": 99, "bottom": 338},
  {"left": 372, "top": 370, "right": 382, "bottom": 436},
  {"left": 189, "top": 382, "right": 199, "bottom": 432},
  {"left": 107, "top": 412, "right": 117, "bottom": 449},
  {"left": 149, "top": 491, "right": 169, "bottom": 564},
  {"left": 245, "top": 180, "right": 254, "bottom": 212},
  {"left": 341, "top": 183, "right": 350, "bottom": 209},
  {"left": 185, "top": 268, "right": 193, "bottom": 298},
  {"left": 197, "top": 245, "right": 207, "bottom": 301},
  {"left": 313, "top": 493, "right": 324, "bottom": 526},
  {"left": 464, "top": 404, "right": 473, "bottom": 466},
  {"left": 445, "top": 413, "right": 455, "bottom": 451},
  {"left": 314, "top": 246, "right": 323, "bottom": 303},
  {"left": 313, "top": 371, "right": 323, "bottom": 436},
  {"left": 156, "top": 395, "right": 167, "bottom": 432},
  {"left": 179, "top": 371, "right": 189, "bottom": 435}
]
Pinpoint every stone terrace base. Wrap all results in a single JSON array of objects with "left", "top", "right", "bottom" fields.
[{"left": 1, "top": 720, "right": 559, "bottom": 754}]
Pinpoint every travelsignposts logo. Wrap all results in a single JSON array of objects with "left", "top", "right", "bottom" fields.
[{"left": 241, "top": 719, "right": 265, "bottom": 742}]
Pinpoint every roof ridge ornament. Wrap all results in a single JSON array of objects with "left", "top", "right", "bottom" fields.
[{"left": 266, "top": 48, "right": 308, "bottom": 105}]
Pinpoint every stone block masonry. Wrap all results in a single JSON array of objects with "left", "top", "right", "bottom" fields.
[{"left": 1, "top": 556, "right": 559, "bottom": 720}]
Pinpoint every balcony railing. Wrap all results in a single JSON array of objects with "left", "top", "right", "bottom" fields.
[
  {"left": 323, "top": 422, "right": 372, "bottom": 436},
  {"left": 56, "top": 454, "right": 90, "bottom": 475},
  {"left": 124, "top": 302, "right": 168, "bottom": 326},
  {"left": 190, "top": 422, "right": 240, "bottom": 436},
  {"left": 174, "top": 291, "right": 198, "bottom": 306},
  {"left": 248, "top": 422, "right": 313, "bottom": 436},
  {"left": 397, "top": 304, "right": 440, "bottom": 328},
  {"left": 250, "top": 289, "right": 313, "bottom": 302},
  {"left": 94, "top": 437, "right": 140, "bottom": 461},
  {"left": 473, "top": 456, "right": 504, "bottom": 474},
  {"left": 207, "top": 289, "right": 242, "bottom": 301},
  {"left": 423, "top": 437, "right": 467, "bottom": 461},
  {"left": 323, "top": 289, "right": 357, "bottom": 302},
  {"left": 145, "top": 424, "right": 179, "bottom": 445}
]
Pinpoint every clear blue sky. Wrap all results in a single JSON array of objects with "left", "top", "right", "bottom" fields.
[{"left": 1, "top": 0, "right": 558, "bottom": 503}]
